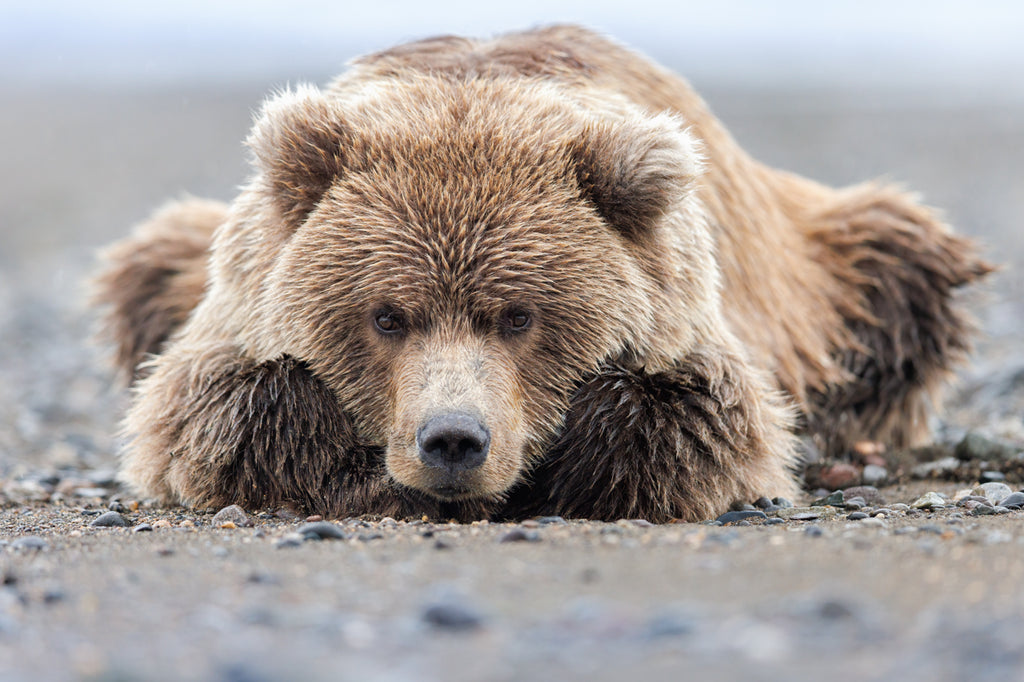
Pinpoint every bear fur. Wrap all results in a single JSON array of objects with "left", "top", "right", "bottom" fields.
[{"left": 93, "top": 25, "right": 989, "bottom": 522}]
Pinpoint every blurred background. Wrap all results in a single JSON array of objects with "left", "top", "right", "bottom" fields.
[{"left": 1, "top": 1, "right": 1022, "bottom": 475}]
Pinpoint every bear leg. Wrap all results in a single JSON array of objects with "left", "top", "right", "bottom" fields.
[
  {"left": 806, "top": 185, "right": 993, "bottom": 453},
  {"left": 92, "top": 198, "right": 224, "bottom": 380},
  {"left": 504, "top": 346, "right": 799, "bottom": 522},
  {"left": 122, "top": 347, "right": 434, "bottom": 518}
]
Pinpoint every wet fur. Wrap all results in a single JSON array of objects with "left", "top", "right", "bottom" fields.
[{"left": 93, "top": 26, "right": 989, "bottom": 521}]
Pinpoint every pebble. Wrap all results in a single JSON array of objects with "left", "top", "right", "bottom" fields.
[
  {"left": 955, "top": 431, "right": 1020, "bottom": 461},
  {"left": 89, "top": 511, "right": 127, "bottom": 528},
  {"left": 860, "top": 517, "right": 886, "bottom": 528},
  {"left": 212, "top": 505, "right": 253, "bottom": 528},
  {"left": 499, "top": 529, "right": 541, "bottom": 543},
  {"left": 910, "top": 492, "right": 946, "bottom": 509},
  {"left": 812, "top": 491, "right": 845, "bottom": 507},
  {"left": 790, "top": 512, "right": 821, "bottom": 522},
  {"left": 10, "top": 536, "right": 48, "bottom": 551},
  {"left": 421, "top": 602, "right": 485, "bottom": 632},
  {"left": 980, "top": 470, "right": 1006, "bottom": 482},
  {"left": 642, "top": 611, "right": 698, "bottom": 639},
  {"left": 305, "top": 515, "right": 323, "bottom": 523},
  {"left": 844, "top": 497, "right": 866, "bottom": 510},
  {"left": 843, "top": 486, "right": 886, "bottom": 506},
  {"left": 753, "top": 497, "right": 774, "bottom": 509},
  {"left": 107, "top": 499, "right": 127, "bottom": 513},
  {"left": 861, "top": 464, "right": 888, "bottom": 486},
  {"left": 152, "top": 519, "right": 171, "bottom": 529},
  {"left": 818, "top": 463, "right": 861, "bottom": 490},
  {"left": 537, "top": 516, "right": 567, "bottom": 525},
  {"left": 805, "top": 526, "right": 824, "bottom": 537},
  {"left": 772, "top": 497, "right": 794, "bottom": 509},
  {"left": 132, "top": 523, "right": 153, "bottom": 533},
  {"left": 971, "top": 505, "right": 998, "bottom": 516},
  {"left": 912, "top": 457, "right": 960, "bottom": 478},
  {"left": 715, "top": 510, "right": 767, "bottom": 525},
  {"left": 274, "top": 533, "right": 305, "bottom": 549},
  {"left": 972, "top": 482, "right": 1013, "bottom": 506},
  {"left": 891, "top": 503, "right": 910, "bottom": 512},
  {"left": 296, "top": 522, "right": 347, "bottom": 541},
  {"left": 847, "top": 511, "right": 869, "bottom": 520},
  {"left": 998, "top": 492, "right": 1024, "bottom": 509}
]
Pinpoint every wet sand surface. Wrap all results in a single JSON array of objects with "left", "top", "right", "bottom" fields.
[{"left": 0, "top": 81, "right": 1022, "bottom": 681}]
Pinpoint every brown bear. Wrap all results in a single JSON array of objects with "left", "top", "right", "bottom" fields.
[{"left": 93, "top": 25, "right": 989, "bottom": 522}]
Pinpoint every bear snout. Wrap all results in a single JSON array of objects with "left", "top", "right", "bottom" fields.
[{"left": 416, "top": 412, "right": 490, "bottom": 472}]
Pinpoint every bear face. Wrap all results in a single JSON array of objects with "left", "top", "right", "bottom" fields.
[{"left": 242, "top": 78, "right": 711, "bottom": 503}]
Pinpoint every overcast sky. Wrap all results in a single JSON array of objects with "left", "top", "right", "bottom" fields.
[{"left": 2, "top": 1, "right": 1022, "bottom": 96}]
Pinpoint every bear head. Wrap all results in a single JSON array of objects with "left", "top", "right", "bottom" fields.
[{"left": 237, "top": 76, "right": 715, "bottom": 503}]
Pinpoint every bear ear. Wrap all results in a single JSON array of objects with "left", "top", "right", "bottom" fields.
[
  {"left": 247, "top": 85, "right": 351, "bottom": 230},
  {"left": 571, "top": 113, "right": 703, "bottom": 241}
]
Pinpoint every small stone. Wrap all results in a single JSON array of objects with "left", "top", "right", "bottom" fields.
[
  {"left": 789, "top": 512, "right": 821, "bottom": 521},
  {"left": 818, "top": 464, "right": 860, "bottom": 490},
  {"left": 910, "top": 492, "right": 946, "bottom": 509},
  {"left": 772, "top": 497, "right": 794, "bottom": 509},
  {"left": 844, "top": 496, "right": 866, "bottom": 510},
  {"left": 993, "top": 506, "right": 1011, "bottom": 514},
  {"left": 715, "top": 510, "right": 767, "bottom": 525},
  {"left": 107, "top": 499, "right": 127, "bottom": 513},
  {"left": 971, "top": 505, "right": 998, "bottom": 516},
  {"left": 805, "top": 526, "right": 824, "bottom": 537},
  {"left": 305, "top": 515, "right": 323, "bottom": 523},
  {"left": 848, "top": 511, "right": 869, "bottom": 520},
  {"left": 861, "top": 465, "right": 888, "bottom": 486},
  {"left": 434, "top": 539, "right": 452, "bottom": 550},
  {"left": 219, "top": 521, "right": 237, "bottom": 530},
  {"left": 955, "top": 431, "right": 1020, "bottom": 461},
  {"left": 499, "top": 529, "right": 541, "bottom": 543},
  {"left": 178, "top": 519, "right": 195, "bottom": 528},
  {"left": 296, "top": 522, "right": 347, "bottom": 541},
  {"left": 753, "top": 497, "right": 774, "bottom": 509},
  {"left": 643, "top": 611, "right": 697, "bottom": 639},
  {"left": 73, "top": 487, "right": 109, "bottom": 498},
  {"left": 421, "top": 602, "right": 485, "bottom": 632},
  {"left": 152, "top": 519, "right": 171, "bottom": 529},
  {"left": 860, "top": 516, "right": 886, "bottom": 527},
  {"left": 521, "top": 520, "right": 541, "bottom": 529},
  {"left": 155, "top": 546, "right": 174, "bottom": 556},
  {"left": 537, "top": 516, "right": 567, "bottom": 525},
  {"left": 891, "top": 503, "right": 910, "bottom": 512},
  {"left": 765, "top": 517, "right": 785, "bottom": 525},
  {"left": 10, "top": 536, "right": 48, "bottom": 551},
  {"left": 912, "top": 457, "right": 960, "bottom": 478},
  {"left": 275, "top": 533, "right": 305, "bottom": 548},
  {"left": 89, "top": 511, "right": 127, "bottom": 528},
  {"left": 980, "top": 470, "right": 1006, "bottom": 483},
  {"left": 132, "top": 523, "right": 153, "bottom": 533},
  {"left": 973, "top": 482, "right": 1013, "bottom": 506},
  {"left": 997, "top": 492, "right": 1024, "bottom": 509},
  {"left": 812, "top": 491, "right": 845, "bottom": 507},
  {"left": 212, "top": 505, "right": 252, "bottom": 528}
]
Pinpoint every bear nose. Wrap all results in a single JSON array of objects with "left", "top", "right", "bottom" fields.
[{"left": 417, "top": 413, "right": 490, "bottom": 471}]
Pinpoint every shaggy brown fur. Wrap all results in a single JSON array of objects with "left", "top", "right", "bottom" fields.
[{"left": 93, "top": 25, "right": 988, "bottom": 522}]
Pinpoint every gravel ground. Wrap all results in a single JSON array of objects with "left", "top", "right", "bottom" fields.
[{"left": 1, "top": 81, "right": 1022, "bottom": 681}]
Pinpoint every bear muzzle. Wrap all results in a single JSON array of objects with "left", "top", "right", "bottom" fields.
[{"left": 416, "top": 412, "right": 491, "bottom": 472}]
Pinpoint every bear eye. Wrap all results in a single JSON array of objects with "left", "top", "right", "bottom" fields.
[
  {"left": 502, "top": 307, "right": 532, "bottom": 334},
  {"left": 373, "top": 310, "right": 403, "bottom": 335}
]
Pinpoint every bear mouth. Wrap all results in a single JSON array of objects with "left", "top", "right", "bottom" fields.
[{"left": 428, "top": 482, "right": 475, "bottom": 500}]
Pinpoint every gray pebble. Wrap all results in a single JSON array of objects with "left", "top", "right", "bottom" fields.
[
  {"left": 891, "top": 503, "right": 910, "bottom": 512},
  {"left": 212, "top": 504, "right": 252, "bottom": 527},
  {"left": 275, "top": 533, "right": 305, "bottom": 548},
  {"left": 843, "top": 486, "right": 886, "bottom": 506},
  {"left": 10, "top": 536, "right": 48, "bottom": 551},
  {"left": 753, "top": 497, "right": 774, "bottom": 509},
  {"left": 861, "top": 464, "right": 888, "bottom": 486},
  {"left": 499, "top": 529, "right": 541, "bottom": 543},
  {"left": 132, "top": 523, "right": 153, "bottom": 533},
  {"left": 789, "top": 512, "right": 821, "bottom": 521},
  {"left": 765, "top": 517, "right": 785, "bottom": 525},
  {"left": 89, "top": 511, "right": 127, "bottom": 528},
  {"left": 805, "top": 526, "right": 824, "bottom": 537},
  {"left": 980, "top": 470, "right": 1006, "bottom": 482},
  {"left": 772, "top": 497, "right": 794, "bottom": 509},
  {"left": 812, "top": 491, "right": 845, "bottom": 507},
  {"left": 421, "top": 602, "right": 485, "bottom": 631},
  {"left": 848, "top": 511, "right": 869, "bottom": 520},
  {"left": 955, "top": 431, "right": 1020, "bottom": 461},
  {"left": 537, "top": 516, "right": 567, "bottom": 525},
  {"left": 845, "top": 497, "right": 866, "bottom": 510},
  {"left": 643, "top": 610, "right": 697, "bottom": 639},
  {"left": 998, "top": 492, "right": 1024, "bottom": 509},
  {"left": 107, "top": 499, "right": 127, "bottom": 513},
  {"left": 296, "top": 522, "right": 347, "bottom": 540},
  {"left": 970, "top": 505, "right": 998, "bottom": 516},
  {"left": 973, "top": 482, "right": 1014, "bottom": 506},
  {"left": 715, "top": 510, "right": 767, "bottom": 524}
]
